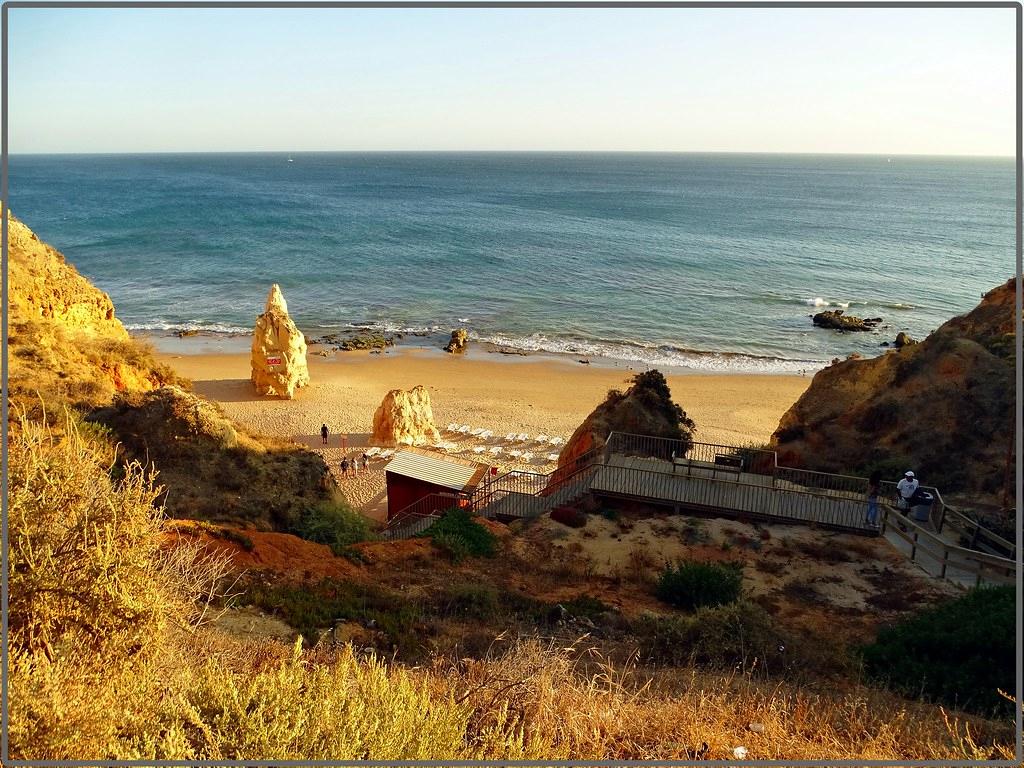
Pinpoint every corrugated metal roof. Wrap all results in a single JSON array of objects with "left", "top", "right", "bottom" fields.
[{"left": 384, "top": 450, "right": 487, "bottom": 492}]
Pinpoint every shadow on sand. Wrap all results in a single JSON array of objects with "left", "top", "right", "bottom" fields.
[
  {"left": 293, "top": 432, "right": 374, "bottom": 451},
  {"left": 191, "top": 379, "right": 269, "bottom": 403}
]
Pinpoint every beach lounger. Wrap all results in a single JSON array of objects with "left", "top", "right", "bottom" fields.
[
  {"left": 379, "top": 449, "right": 394, "bottom": 459},
  {"left": 447, "top": 423, "right": 459, "bottom": 433},
  {"left": 535, "top": 434, "right": 548, "bottom": 443},
  {"left": 505, "top": 432, "right": 517, "bottom": 442},
  {"left": 521, "top": 452, "right": 533, "bottom": 462},
  {"left": 546, "top": 453, "right": 560, "bottom": 462},
  {"left": 470, "top": 427, "right": 484, "bottom": 436},
  {"left": 473, "top": 446, "right": 485, "bottom": 454},
  {"left": 508, "top": 450, "right": 522, "bottom": 458},
  {"left": 480, "top": 430, "right": 494, "bottom": 439},
  {"left": 366, "top": 447, "right": 381, "bottom": 457},
  {"left": 549, "top": 437, "right": 564, "bottom": 446},
  {"left": 489, "top": 446, "right": 502, "bottom": 456},
  {"left": 517, "top": 433, "right": 529, "bottom": 442}
]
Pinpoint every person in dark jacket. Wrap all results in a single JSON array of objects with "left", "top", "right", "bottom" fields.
[
  {"left": 321, "top": 424, "right": 329, "bottom": 445},
  {"left": 866, "top": 470, "right": 882, "bottom": 527}
]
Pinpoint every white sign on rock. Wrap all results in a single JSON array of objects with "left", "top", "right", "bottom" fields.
[{"left": 250, "top": 284, "right": 309, "bottom": 399}]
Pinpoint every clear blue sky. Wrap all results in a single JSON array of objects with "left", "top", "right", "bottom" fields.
[{"left": 7, "top": 6, "right": 1016, "bottom": 155}]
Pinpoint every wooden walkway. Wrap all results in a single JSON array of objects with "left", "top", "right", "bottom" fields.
[{"left": 592, "top": 455, "right": 873, "bottom": 533}]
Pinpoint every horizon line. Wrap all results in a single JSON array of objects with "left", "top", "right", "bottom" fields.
[{"left": 8, "top": 149, "right": 1016, "bottom": 159}]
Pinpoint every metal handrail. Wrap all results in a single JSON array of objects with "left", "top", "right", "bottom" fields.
[
  {"left": 880, "top": 503, "right": 1016, "bottom": 586},
  {"left": 605, "top": 430, "right": 1015, "bottom": 559}
]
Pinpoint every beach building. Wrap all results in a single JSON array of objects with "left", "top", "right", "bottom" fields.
[{"left": 384, "top": 447, "right": 489, "bottom": 521}]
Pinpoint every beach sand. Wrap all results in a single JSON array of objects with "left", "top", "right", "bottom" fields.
[{"left": 157, "top": 345, "right": 810, "bottom": 521}]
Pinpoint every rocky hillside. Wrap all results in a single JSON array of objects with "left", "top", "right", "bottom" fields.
[
  {"left": 5, "top": 209, "right": 174, "bottom": 412},
  {"left": 556, "top": 370, "right": 696, "bottom": 479},
  {"left": 772, "top": 278, "right": 1017, "bottom": 498},
  {"left": 7, "top": 211, "right": 337, "bottom": 531}
]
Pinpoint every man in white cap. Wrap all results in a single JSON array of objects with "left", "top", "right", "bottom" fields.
[{"left": 896, "top": 470, "right": 919, "bottom": 508}]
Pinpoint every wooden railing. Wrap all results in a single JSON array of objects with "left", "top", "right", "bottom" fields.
[
  {"left": 880, "top": 503, "right": 1016, "bottom": 586},
  {"left": 382, "top": 492, "right": 463, "bottom": 539},
  {"left": 606, "top": 431, "right": 1016, "bottom": 561}
]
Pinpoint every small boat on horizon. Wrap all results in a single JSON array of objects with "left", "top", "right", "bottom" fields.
[{"left": 287, "top": 155, "right": 294, "bottom": 163}]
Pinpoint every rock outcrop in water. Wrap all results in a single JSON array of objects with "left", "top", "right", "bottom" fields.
[
  {"left": 812, "top": 309, "right": 882, "bottom": 332},
  {"left": 444, "top": 329, "right": 469, "bottom": 353},
  {"left": 250, "top": 285, "right": 309, "bottom": 399},
  {"left": 553, "top": 370, "right": 695, "bottom": 484},
  {"left": 371, "top": 386, "right": 441, "bottom": 446},
  {"left": 774, "top": 278, "right": 1017, "bottom": 498}
]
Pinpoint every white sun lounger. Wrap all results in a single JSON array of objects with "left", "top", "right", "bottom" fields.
[
  {"left": 447, "top": 423, "right": 459, "bottom": 433},
  {"left": 480, "top": 429, "right": 493, "bottom": 439},
  {"left": 504, "top": 432, "right": 517, "bottom": 442},
  {"left": 546, "top": 453, "right": 560, "bottom": 462},
  {"left": 521, "top": 452, "right": 534, "bottom": 462},
  {"left": 508, "top": 450, "right": 522, "bottom": 458},
  {"left": 517, "top": 433, "right": 529, "bottom": 442},
  {"left": 549, "top": 437, "right": 564, "bottom": 446},
  {"left": 535, "top": 434, "right": 549, "bottom": 443},
  {"left": 365, "top": 447, "right": 381, "bottom": 457},
  {"left": 379, "top": 449, "right": 394, "bottom": 459},
  {"left": 473, "top": 446, "right": 485, "bottom": 454},
  {"left": 470, "top": 427, "right": 484, "bottom": 436},
  {"left": 488, "top": 446, "right": 502, "bottom": 455}
]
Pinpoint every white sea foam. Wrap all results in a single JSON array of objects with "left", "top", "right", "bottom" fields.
[
  {"left": 125, "top": 321, "right": 252, "bottom": 335},
  {"left": 469, "top": 331, "right": 827, "bottom": 375}
]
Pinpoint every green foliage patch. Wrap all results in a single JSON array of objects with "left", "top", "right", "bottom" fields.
[
  {"left": 861, "top": 586, "right": 1015, "bottom": 716},
  {"left": 655, "top": 559, "right": 743, "bottom": 610},
  {"left": 421, "top": 508, "right": 497, "bottom": 562}
]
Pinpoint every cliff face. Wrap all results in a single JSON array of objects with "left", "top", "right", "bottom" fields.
[
  {"left": 558, "top": 370, "right": 696, "bottom": 475},
  {"left": 6, "top": 211, "right": 127, "bottom": 338},
  {"left": 772, "top": 278, "right": 1017, "bottom": 497},
  {"left": 5, "top": 210, "right": 169, "bottom": 410}
]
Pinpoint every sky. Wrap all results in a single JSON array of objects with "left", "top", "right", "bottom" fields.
[{"left": 6, "top": 6, "right": 1017, "bottom": 155}]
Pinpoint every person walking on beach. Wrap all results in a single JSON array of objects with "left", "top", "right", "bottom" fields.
[
  {"left": 896, "top": 470, "right": 919, "bottom": 509},
  {"left": 866, "top": 470, "right": 882, "bottom": 527},
  {"left": 321, "top": 424, "right": 329, "bottom": 446},
  {"left": 349, "top": 454, "right": 358, "bottom": 477},
  {"left": 340, "top": 457, "right": 349, "bottom": 477},
  {"left": 362, "top": 453, "right": 369, "bottom": 472}
]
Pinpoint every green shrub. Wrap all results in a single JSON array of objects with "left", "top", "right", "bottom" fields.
[
  {"left": 655, "top": 559, "right": 743, "bottom": 610},
  {"left": 421, "top": 508, "right": 497, "bottom": 562},
  {"left": 294, "top": 500, "right": 374, "bottom": 555},
  {"left": 635, "top": 601, "right": 787, "bottom": 672},
  {"left": 440, "top": 582, "right": 500, "bottom": 620},
  {"left": 861, "top": 586, "right": 1015, "bottom": 716}
]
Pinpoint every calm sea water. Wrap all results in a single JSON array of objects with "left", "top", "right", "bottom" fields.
[{"left": 8, "top": 152, "right": 1015, "bottom": 373}]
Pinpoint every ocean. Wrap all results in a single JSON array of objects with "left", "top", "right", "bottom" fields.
[{"left": 8, "top": 152, "right": 1015, "bottom": 373}]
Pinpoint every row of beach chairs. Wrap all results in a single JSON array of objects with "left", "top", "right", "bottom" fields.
[
  {"left": 363, "top": 447, "right": 395, "bottom": 459},
  {"left": 445, "top": 423, "right": 565, "bottom": 447}
]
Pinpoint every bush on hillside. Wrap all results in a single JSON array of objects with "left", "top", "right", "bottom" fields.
[
  {"left": 655, "top": 559, "right": 743, "bottom": 610},
  {"left": 421, "top": 508, "right": 497, "bottom": 562},
  {"left": 294, "top": 500, "right": 374, "bottom": 555},
  {"left": 861, "top": 586, "right": 1015, "bottom": 716}
]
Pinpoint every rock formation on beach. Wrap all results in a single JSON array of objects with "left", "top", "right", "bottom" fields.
[
  {"left": 812, "top": 309, "right": 883, "bottom": 332},
  {"left": 774, "top": 278, "right": 1017, "bottom": 498},
  {"left": 250, "top": 284, "right": 309, "bottom": 399},
  {"left": 555, "top": 370, "right": 695, "bottom": 481},
  {"left": 371, "top": 385, "right": 441, "bottom": 446},
  {"left": 444, "top": 329, "right": 469, "bottom": 353}
]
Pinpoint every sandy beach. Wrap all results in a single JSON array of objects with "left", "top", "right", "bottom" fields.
[{"left": 156, "top": 343, "right": 810, "bottom": 521}]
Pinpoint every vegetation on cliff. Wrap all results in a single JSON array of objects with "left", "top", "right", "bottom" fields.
[
  {"left": 559, "top": 369, "right": 696, "bottom": 471},
  {"left": 773, "top": 277, "right": 1017, "bottom": 500}
]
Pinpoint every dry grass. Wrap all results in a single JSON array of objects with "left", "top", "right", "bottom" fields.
[{"left": 7, "top": 412, "right": 1018, "bottom": 761}]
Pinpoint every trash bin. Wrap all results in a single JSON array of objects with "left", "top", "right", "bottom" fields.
[{"left": 911, "top": 491, "right": 934, "bottom": 523}]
